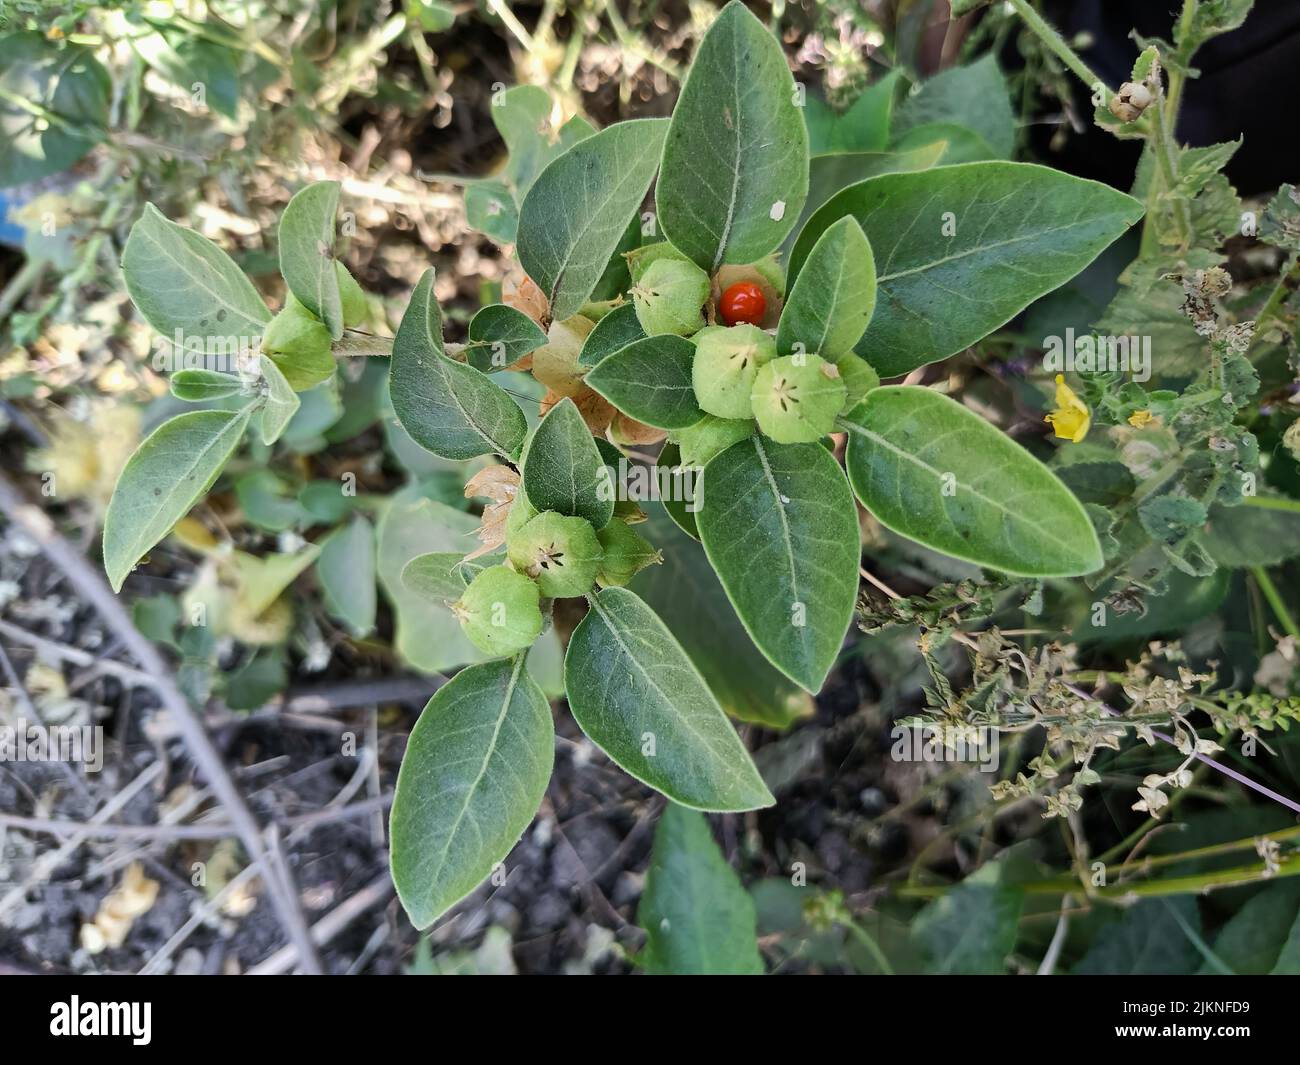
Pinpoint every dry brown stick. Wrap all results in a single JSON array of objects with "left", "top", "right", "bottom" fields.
[
  {"left": 245, "top": 873, "right": 395, "bottom": 976},
  {"left": 0, "top": 761, "right": 164, "bottom": 920},
  {"left": 0, "top": 792, "right": 394, "bottom": 841},
  {"left": 0, "top": 471, "right": 323, "bottom": 975},
  {"left": 0, "top": 617, "right": 154, "bottom": 687}
]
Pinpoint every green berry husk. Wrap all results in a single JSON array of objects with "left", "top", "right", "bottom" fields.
[
  {"left": 633, "top": 257, "right": 709, "bottom": 337},
  {"left": 506, "top": 511, "right": 603, "bottom": 599},
  {"left": 595, "top": 519, "right": 662, "bottom": 587},
  {"left": 453, "top": 565, "right": 543, "bottom": 657},
  {"left": 262, "top": 293, "right": 334, "bottom": 391},
  {"left": 692, "top": 323, "right": 775, "bottom": 420},
  {"left": 672, "top": 414, "right": 755, "bottom": 467},
  {"left": 750, "top": 354, "right": 847, "bottom": 444},
  {"left": 335, "top": 262, "right": 368, "bottom": 328}
]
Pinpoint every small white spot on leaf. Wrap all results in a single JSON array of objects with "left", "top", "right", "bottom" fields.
[{"left": 769, "top": 201, "right": 786, "bottom": 221}]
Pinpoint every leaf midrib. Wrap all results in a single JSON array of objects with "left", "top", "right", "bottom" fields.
[
  {"left": 139, "top": 224, "right": 269, "bottom": 335},
  {"left": 424, "top": 655, "right": 526, "bottom": 903},
  {"left": 586, "top": 592, "right": 748, "bottom": 792},
  {"left": 839, "top": 415, "right": 1068, "bottom": 549}
]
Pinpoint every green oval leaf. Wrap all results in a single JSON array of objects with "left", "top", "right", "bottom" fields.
[
  {"left": 390, "top": 656, "right": 554, "bottom": 929},
  {"left": 894, "top": 55, "right": 1015, "bottom": 158},
  {"left": 103, "top": 407, "right": 253, "bottom": 592},
  {"left": 656, "top": 0, "right": 809, "bottom": 271},
  {"left": 841, "top": 386, "right": 1104, "bottom": 577},
  {"left": 258, "top": 354, "right": 300, "bottom": 445},
  {"left": 776, "top": 215, "right": 876, "bottom": 358},
  {"left": 389, "top": 270, "right": 528, "bottom": 460},
  {"left": 789, "top": 162, "right": 1144, "bottom": 377},
  {"left": 578, "top": 301, "right": 646, "bottom": 368},
  {"left": 584, "top": 334, "right": 703, "bottom": 430},
  {"left": 0, "top": 34, "right": 108, "bottom": 187},
  {"left": 170, "top": 369, "right": 244, "bottom": 402},
  {"left": 632, "top": 504, "right": 813, "bottom": 730},
  {"left": 317, "top": 515, "right": 377, "bottom": 637},
  {"left": 122, "top": 203, "right": 270, "bottom": 342},
  {"left": 279, "top": 180, "right": 344, "bottom": 339},
  {"left": 520, "top": 397, "right": 615, "bottom": 528},
  {"left": 637, "top": 803, "right": 764, "bottom": 974},
  {"left": 463, "top": 303, "right": 547, "bottom": 372},
  {"left": 696, "top": 436, "right": 860, "bottom": 693},
  {"left": 564, "top": 587, "right": 773, "bottom": 811},
  {"left": 518, "top": 118, "right": 668, "bottom": 321}
]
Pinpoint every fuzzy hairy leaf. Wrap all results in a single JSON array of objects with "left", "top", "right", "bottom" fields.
[
  {"left": 518, "top": 118, "right": 668, "bottom": 321},
  {"left": 656, "top": 1, "right": 808, "bottom": 271},
  {"left": 632, "top": 505, "right": 813, "bottom": 730},
  {"left": 103, "top": 407, "right": 253, "bottom": 592},
  {"left": 122, "top": 203, "right": 270, "bottom": 342},
  {"left": 696, "top": 437, "right": 860, "bottom": 693},
  {"left": 389, "top": 270, "right": 528, "bottom": 460},
  {"left": 564, "top": 587, "right": 774, "bottom": 811},
  {"left": 278, "top": 180, "right": 343, "bottom": 339},
  {"left": 892, "top": 55, "right": 1015, "bottom": 159},
  {"left": 463, "top": 303, "right": 548, "bottom": 372},
  {"left": 390, "top": 657, "right": 554, "bottom": 929},
  {"left": 578, "top": 301, "right": 646, "bottom": 368},
  {"left": 258, "top": 355, "right": 300, "bottom": 446},
  {"left": 842, "top": 387, "right": 1104, "bottom": 577},
  {"left": 520, "top": 397, "right": 615, "bottom": 527},
  {"left": 637, "top": 803, "right": 764, "bottom": 974},
  {"left": 790, "top": 162, "right": 1144, "bottom": 376},
  {"left": 584, "top": 334, "right": 703, "bottom": 429},
  {"left": 777, "top": 216, "right": 876, "bottom": 358},
  {"left": 317, "top": 515, "right": 377, "bottom": 637}
]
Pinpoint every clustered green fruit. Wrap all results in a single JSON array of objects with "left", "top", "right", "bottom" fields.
[
  {"left": 692, "top": 323, "right": 775, "bottom": 419},
  {"left": 750, "top": 353, "right": 847, "bottom": 444},
  {"left": 673, "top": 413, "right": 755, "bottom": 467},
  {"left": 262, "top": 292, "right": 334, "bottom": 391},
  {"left": 506, "top": 510, "right": 603, "bottom": 599},
  {"left": 633, "top": 258, "right": 710, "bottom": 336},
  {"left": 596, "top": 519, "right": 661, "bottom": 587},
  {"left": 452, "top": 565, "right": 543, "bottom": 656}
]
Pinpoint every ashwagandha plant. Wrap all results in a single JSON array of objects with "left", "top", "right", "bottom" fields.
[{"left": 101, "top": 1, "right": 1155, "bottom": 929}]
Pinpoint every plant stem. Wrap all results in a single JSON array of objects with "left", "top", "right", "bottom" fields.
[
  {"left": 1005, "top": 0, "right": 1110, "bottom": 98},
  {"left": 1243, "top": 494, "right": 1300, "bottom": 515},
  {"left": 1164, "top": 0, "right": 1200, "bottom": 122},
  {"left": 1251, "top": 566, "right": 1300, "bottom": 638}
]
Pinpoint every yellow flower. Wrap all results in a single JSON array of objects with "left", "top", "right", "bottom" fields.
[
  {"left": 1045, "top": 375, "right": 1090, "bottom": 443},
  {"left": 1128, "top": 409, "right": 1156, "bottom": 428}
]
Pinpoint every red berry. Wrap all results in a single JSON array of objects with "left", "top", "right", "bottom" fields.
[{"left": 719, "top": 281, "right": 766, "bottom": 326}]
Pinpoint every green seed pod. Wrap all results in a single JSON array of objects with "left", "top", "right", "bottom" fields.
[
  {"left": 335, "top": 262, "right": 368, "bottom": 328},
  {"left": 506, "top": 511, "right": 603, "bottom": 599},
  {"left": 835, "top": 353, "right": 879, "bottom": 412},
  {"left": 505, "top": 493, "right": 539, "bottom": 541},
  {"left": 595, "top": 519, "right": 662, "bottom": 587},
  {"left": 262, "top": 293, "right": 334, "bottom": 391},
  {"left": 750, "top": 354, "right": 847, "bottom": 444},
  {"left": 452, "top": 565, "right": 543, "bottom": 656},
  {"left": 633, "top": 257, "right": 709, "bottom": 337},
  {"left": 532, "top": 314, "right": 595, "bottom": 397},
  {"left": 672, "top": 414, "right": 755, "bottom": 467},
  {"left": 691, "top": 323, "right": 776, "bottom": 419}
]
